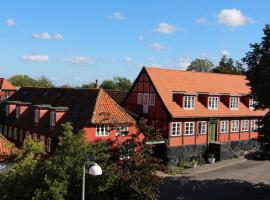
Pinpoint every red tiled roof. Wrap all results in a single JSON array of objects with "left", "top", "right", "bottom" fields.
[
  {"left": 0, "top": 134, "right": 13, "bottom": 159},
  {"left": 145, "top": 67, "right": 267, "bottom": 118},
  {"left": 105, "top": 90, "right": 127, "bottom": 105},
  {"left": 0, "top": 78, "right": 16, "bottom": 90}
]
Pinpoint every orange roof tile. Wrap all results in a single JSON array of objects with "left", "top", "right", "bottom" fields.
[
  {"left": 0, "top": 134, "right": 14, "bottom": 160},
  {"left": 0, "top": 78, "right": 16, "bottom": 90},
  {"left": 145, "top": 67, "right": 267, "bottom": 118},
  {"left": 92, "top": 89, "right": 135, "bottom": 124}
]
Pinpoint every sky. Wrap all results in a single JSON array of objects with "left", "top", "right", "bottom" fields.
[{"left": 0, "top": 0, "right": 270, "bottom": 86}]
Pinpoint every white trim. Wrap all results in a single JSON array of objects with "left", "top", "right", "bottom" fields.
[
  {"left": 230, "top": 97, "right": 239, "bottom": 110},
  {"left": 184, "top": 122, "right": 195, "bottom": 135},
  {"left": 149, "top": 93, "right": 156, "bottom": 106},
  {"left": 197, "top": 121, "right": 207, "bottom": 134},
  {"left": 16, "top": 106, "right": 20, "bottom": 119},
  {"left": 231, "top": 120, "right": 239, "bottom": 132},
  {"left": 241, "top": 120, "right": 249, "bottom": 132},
  {"left": 50, "top": 111, "right": 56, "bottom": 126},
  {"left": 171, "top": 122, "right": 182, "bottom": 136},
  {"left": 220, "top": 120, "right": 229, "bottom": 133},
  {"left": 96, "top": 124, "right": 109, "bottom": 136},
  {"left": 137, "top": 93, "right": 143, "bottom": 105},
  {"left": 183, "top": 96, "right": 195, "bottom": 110},
  {"left": 208, "top": 96, "right": 218, "bottom": 110}
]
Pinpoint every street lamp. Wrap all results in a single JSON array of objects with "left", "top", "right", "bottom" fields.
[{"left": 82, "top": 161, "right": 102, "bottom": 200}]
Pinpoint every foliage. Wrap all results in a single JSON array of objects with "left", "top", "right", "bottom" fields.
[
  {"left": 8, "top": 75, "right": 54, "bottom": 88},
  {"left": 187, "top": 58, "right": 214, "bottom": 72},
  {"left": 243, "top": 24, "right": 270, "bottom": 153},
  {"left": 138, "top": 118, "right": 163, "bottom": 141},
  {"left": 80, "top": 82, "right": 96, "bottom": 89},
  {"left": 212, "top": 55, "right": 245, "bottom": 75},
  {"left": 101, "top": 76, "right": 132, "bottom": 91}
]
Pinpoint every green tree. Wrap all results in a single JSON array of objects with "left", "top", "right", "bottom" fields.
[
  {"left": 36, "top": 76, "right": 55, "bottom": 88},
  {"left": 101, "top": 80, "right": 117, "bottom": 90},
  {"left": 187, "top": 58, "right": 214, "bottom": 72},
  {"left": 243, "top": 24, "right": 270, "bottom": 151},
  {"left": 8, "top": 75, "right": 37, "bottom": 87},
  {"left": 212, "top": 55, "right": 245, "bottom": 75},
  {"left": 101, "top": 76, "right": 132, "bottom": 91},
  {"left": 80, "top": 82, "right": 96, "bottom": 89}
]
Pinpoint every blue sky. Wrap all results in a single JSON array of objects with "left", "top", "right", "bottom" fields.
[{"left": 0, "top": 0, "right": 269, "bottom": 86}]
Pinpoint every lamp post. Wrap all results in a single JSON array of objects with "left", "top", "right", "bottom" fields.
[{"left": 82, "top": 161, "right": 102, "bottom": 200}]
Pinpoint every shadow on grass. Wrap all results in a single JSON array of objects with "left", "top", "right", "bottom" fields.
[{"left": 160, "top": 176, "right": 270, "bottom": 200}]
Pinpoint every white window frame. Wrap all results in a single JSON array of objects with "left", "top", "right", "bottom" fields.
[
  {"left": 230, "top": 97, "right": 239, "bottom": 110},
  {"left": 50, "top": 111, "right": 56, "bottom": 126},
  {"left": 96, "top": 124, "right": 109, "bottom": 136},
  {"left": 185, "top": 122, "right": 195, "bottom": 135},
  {"left": 249, "top": 99, "right": 257, "bottom": 110},
  {"left": 171, "top": 122, "right": 182, "bottom": 136},
  {"left": 241, "top": 120, "right": 249, "bottom": 132},
  {"left": 34, "top": 109, "right": 39, "bottom": 123},
  {"left": 183, "top": 96, "right": 195, "bottom": 110},
  {"left": 47, "top": 137, "right": 51, "bottom": 152},
  {"left": 137, "top": 93, "right": 143, "bottom": 105},
  {"left": 197, "top": 121, "right": 207, "bottom": 134},
  {"left": 5, "top": 104, "right": 9, "bottom": 116},
  {"left": 208, "top": 96, "right": 218, "bottom": 110},
  {"left": 231, "top": 120, "right": 239, "bottom": 132},
  {"left": 251, "top": 119, "right": 259, "bottom": 131},
  {"left": 15, "top": 106, "right": 20, "bottom": 119},
  {"left": 220, "top": 120, "right": 229, "bottom": 133},
  {"left": 116, "top": 125, "right": 129, "bottom": 136},
  {"left": 149, "top": 93, "right": 156, "bottom": 106}
]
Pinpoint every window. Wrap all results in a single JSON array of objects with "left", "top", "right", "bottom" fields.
[
  {"left": 5, "top": 104, "right": 9, "bottom": 116},
  {"left": 241, "top": 120, "right": 249, "bottom": 132},
  {"left": 137, "top": 93, "right": 143, "bottom": 105},
  {"left": 50, "top": 111, "right": 56, "bottom": 126},
  {"left": 249, "top": 99, "right": 257, "bottom": 110},
  {"left": 6, "top": 91, "right": 10, "bottom": 99},
  {"left": 185, "top": 122, "right": 195, "bottom": 135},
  {"left": 47, "top": 137, "right": 51, "bottom": 152},
  {"left": 251, "top": 119, "right": 259, "bottom": 131},
  {"left": 220, "top": 121, "right": 229, "bottom": 133},
  {"left": 34, "top": 109, "right": 39, "bottom": 123},
  {"left": 208, "top": 97, "right": 218, "bottom": 110},
  {"left": 184, "top": 96, "right": 195, "bottom": 109},
  {"left": 116, "top": 126, "right": 129, "bottom": 136},
  {"left": 13, "top": 128, "right": 18, "bottom": 140},
  {"left": 231, "top": 120, "right": 239, "bottom": 132},
  {"left": 96, "top": 124, "right": 109, "bottom": 136},
  {"left": 198, "top": 121, "right": 207, "bottom": 134},
  {"left": 230, "top": 97, "right": 239, "bottom": 110},
  {"left": 16, "top": 106, "right": 20, "bottom": 119},
  {"left": 149, "top": 93, "right": 156, "bottom": 106},
  {"left": 171, "top": 122, "right": 181, "bottom": 136}
]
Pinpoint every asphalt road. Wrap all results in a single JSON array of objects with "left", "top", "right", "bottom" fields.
[{"left": 160, "top": 160, "right": 270, "bottom": 200}]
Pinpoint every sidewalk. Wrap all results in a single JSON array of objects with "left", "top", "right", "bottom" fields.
[{"left": 158, "top": 157, "right": 247, "bottom": 177}]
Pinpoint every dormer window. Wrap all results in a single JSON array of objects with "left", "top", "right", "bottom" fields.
[
  {"left": 208, "top": 96, "right": 218, "bottom": 110},
  {"left": 116, "top": 125, "right": 129, "bottom": 136},
  {"left": 249, "top": 98, "right": 257, "bottom": 110},
  {"left": 230, "top": 97, "right": 239, "bottom": 110},
  {"left": 34, "top": 109, "right": 40, "bottom": 123},
  {"left": 16, "top": 106, "right": 20, "bottom": 119},
  {"left": 50, "top": 111, "right": 56, "bottom": 126},
  {"left": 5, "top": 104, "right": 9, "bottom": 116},
  {"left": 184, "top": 96, "right": 195, "bottom": 109}
]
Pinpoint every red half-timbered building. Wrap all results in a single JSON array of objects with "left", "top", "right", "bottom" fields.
[
  {"left": 0, "top": 78, "right": 16, "bottom": 102},
  {"left": 0, "top": 87, "right": 142, "bottom": 153},
  {"left": 123, "top": 67, "right": 267, "bottom": 163}
]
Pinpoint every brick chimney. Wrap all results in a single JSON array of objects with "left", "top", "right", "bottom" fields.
[{"left": 94, "top": 80, "right": 99, "bottom": 89}]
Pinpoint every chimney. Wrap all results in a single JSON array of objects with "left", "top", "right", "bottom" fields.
[{"left": 94, "top": 80, "right": 99, "bottom": 89}]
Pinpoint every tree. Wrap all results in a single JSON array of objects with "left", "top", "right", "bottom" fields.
[
  {"left": 187, "top": 59, "right": 214, "bottom": 72},
  {"left": 212, "top": 55, "right": 245, "bottom": 75},
  {"left": 243, "top": 24, "right": 270, "bottom": 152},
  {"left": 101, "top": 76, "right": 132, "bottom": 91},
  {"left": 80, "top": 82, "right": 96, "bottom": 89},
  {"left": 36, "top": 76, "right": 55, "bottom": 88},
  {"left": 8, "top": 75, "right": 37, "bottom": 87},
  {"left": 100, "top": 80, "right": 117, "bottom": 90}
]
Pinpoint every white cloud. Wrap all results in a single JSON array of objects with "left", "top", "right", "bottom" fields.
[
  {"left": 21, "top": 54, "right": 49, "bottom": 62},
  {"left": 217, "top": 8, "right": 253, "bottom": 27},
  {"left": 175, "top": 57, "right": 190, "bottom": 69},
  {"left": 148, "top": 42, "right": 164, "bottom": 49},
  {"left": 222, "top": 50, "right": 230, "bottom": 56},
  {"left": 138, "top": 35, "right": 144, "bottom": 41},
  {"left": 154, "top": 22, "right": 177, "bottom": 34},
  {"left": 196, "top": 17, "right": 209, "bottom": 25},
  {"left": 63, "top": 56, "right": 93, "bottom": 65},
  {"left": 6, "top": 18, "right": 15, "bottom": 27},
  {"left": 33, "top": 32, "right": 51, "bottom": 39},
  {"left": 109, "top": 11, "right": 125, "bottom": 20},
  {"left": 125, "top": 57, "right": 133, "bottom": 63},
  {"left": 53, "top": 33, "right": 64, "bottom": 40},
  {"left": 33, "top": 32, "right": 63, "bottom": 40}
]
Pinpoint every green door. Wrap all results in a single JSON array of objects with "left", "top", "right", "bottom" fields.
[{"left": 210, "top": 123, "right": 216, "bottom": 142}]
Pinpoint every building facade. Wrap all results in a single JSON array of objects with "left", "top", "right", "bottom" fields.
[
  {"left": 0, "top": 87, "right": 142, "bottom": 153},
  {"left": 123, "top": 67, "right": 267, "bottom": 163},
  {"left": 0, "top": 78, "right": 16, "bottom": 102}
]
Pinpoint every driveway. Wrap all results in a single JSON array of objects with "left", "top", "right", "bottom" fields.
[{"left": 160, "top": 159, "right": 270, "bottom": 200}]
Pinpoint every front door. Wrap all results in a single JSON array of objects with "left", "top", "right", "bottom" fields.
[
  {"left": 210, "top": 123, "right": 216, "bottom": 142},
  {"left": 143, "top": 93, "right": 149, "bottom": 114}
]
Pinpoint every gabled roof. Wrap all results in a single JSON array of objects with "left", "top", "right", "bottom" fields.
[
  {"left": 105, "top": 90, "right": 127, "bottom": 105},
  {"left": 0, "top": 134, "right": 14, "bottom": 160},
  {"left": 0, "top": 78, "right": 16, "bottom": 91},
  {"left": 1, "top": 87, "right": 135, "bottom": 136},
  {"left": 144, "top": 67, "right": 267, "bottom": 118}
]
